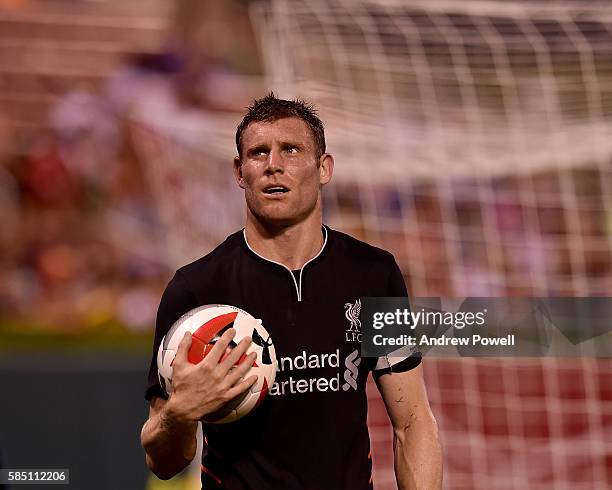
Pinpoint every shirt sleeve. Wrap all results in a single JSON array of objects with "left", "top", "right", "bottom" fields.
[
  {"left": 145, "top": 270, "right": 199, "bottom": 401},
  {"left": 371, "top": 256, "right": 422, "bottom": 378}
]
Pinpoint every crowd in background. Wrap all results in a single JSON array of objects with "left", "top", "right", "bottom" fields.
[
  {"left": 2, "top": 54, "right": 178, "bottom": 332},
  {"left": 1, "top": 0, "right": 611, "bottom": 335},
  {"left": 329, "top": 169, "right": 611, "bottom": 298},
  {"left": 0, "top": 0, "right": 260, "bottom": 333}
]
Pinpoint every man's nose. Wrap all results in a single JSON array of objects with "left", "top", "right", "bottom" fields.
[{"left": 265, "top": 148, "right": 284, "bottom": 174}]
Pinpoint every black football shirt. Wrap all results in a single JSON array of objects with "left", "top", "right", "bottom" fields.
[{"left": 146, "top": 226, "right": 421, "bottom": 490}]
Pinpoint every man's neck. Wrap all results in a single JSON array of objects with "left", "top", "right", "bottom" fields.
[{"left": 244, "top": 215, "right": 325, "bottom": 270}]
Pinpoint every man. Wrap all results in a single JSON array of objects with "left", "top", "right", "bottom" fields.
[{"left": 141, "top": 94, "right": 442, "bottom": 489}]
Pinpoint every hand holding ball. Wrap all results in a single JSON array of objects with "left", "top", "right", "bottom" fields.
[{"left": 158, "top": 305, "right": 277, "bottom": 424}]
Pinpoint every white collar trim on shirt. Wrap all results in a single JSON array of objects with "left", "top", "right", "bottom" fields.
[{"left": 242, "top": 226, "right": 328, "bottom": 302}]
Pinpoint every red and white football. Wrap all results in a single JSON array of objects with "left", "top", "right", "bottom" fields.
[{"left": 157, "top": 304, "right": 277, "bottom": 424}]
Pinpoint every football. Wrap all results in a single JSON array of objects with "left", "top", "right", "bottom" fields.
[{"left": 157, "top": 304, "right": 277, "bottom": 424}]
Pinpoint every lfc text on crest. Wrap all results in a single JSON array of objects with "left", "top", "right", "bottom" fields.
[{"left": 344, "top": 299, "right": 362, "bottom": 343}]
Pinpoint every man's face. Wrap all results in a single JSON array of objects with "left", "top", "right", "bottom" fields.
[{"left": 234, "top": 117, "right": 333, "bottom": 226}]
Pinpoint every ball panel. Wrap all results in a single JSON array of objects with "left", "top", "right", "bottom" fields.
[
  {"left": 214, "top": 408, "right": 239, "bottom": 424},
  {"left": 250, "top": 323, "right": 275, "bottom": 367},
  {"left": 158, "top": 371, "right": 168, "bottom": 395},
  {"left": 187, "top": 335, "right": 210, "bottom": 364},
  {"left": 163, "top": 320, "right": 193, "bottom": 351},
  {"left": 158, "top": 348, "right": 176, "bottom": 380},
  {"left": 253, "top": 378, "right": 269, "bottom": 409},
  {"left": 232, "top": 311, "right": 258, "bottom": 337},
  {"left": 192, "top": 311, "right": 238, "bottom": 344}
]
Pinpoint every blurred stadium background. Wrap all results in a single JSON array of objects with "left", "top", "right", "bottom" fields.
[{"left": 1, "top": 0, "right": 611, "bottom": 489}]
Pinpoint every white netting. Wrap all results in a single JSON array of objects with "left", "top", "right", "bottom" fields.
[
  {"left": 131, "top": 1, "right": 612, "bottom": 489},
  {"left": 130, "top": 113, "right": 243, "bottom": 267},
  {"left": 251, "top": 0, "right": 612, "bottom": 181}
]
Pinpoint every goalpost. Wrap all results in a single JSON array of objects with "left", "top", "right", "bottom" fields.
[{"left": 132, "top": 1, "right": 612, "bottom": 488}]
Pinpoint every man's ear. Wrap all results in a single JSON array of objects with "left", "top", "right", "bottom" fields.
[
  {"left": 318, "top": 153, "right": 334, "bottom": 185},
  {"left": 234, "top": 156, "right": 246, "bottom": 189}
]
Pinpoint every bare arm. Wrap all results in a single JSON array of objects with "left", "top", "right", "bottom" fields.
[
  {"left": 140, "top": 329, "right": 257, "bottom": 480},
  {"left": 376, "top": 364, "right": 443, "bottom": 490},
  {"left": 141, "top": 396, "right": 198, "bottom": 480}
]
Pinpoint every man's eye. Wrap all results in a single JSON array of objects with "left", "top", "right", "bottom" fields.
[{"left": 285, "top": 146, "right": 298, "bottom": 154}]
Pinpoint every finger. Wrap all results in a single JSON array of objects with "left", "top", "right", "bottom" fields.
[
  {"left": 224, "top": 374, "right": 258, "bottom": 400},
  {"left": 225, "top": 352, "right": 257, "bottom": 386},
  {"left": 218, "top": 336, "right": 252, "bottom": 373},
  {"left": 203, "top": 328, "right": 236, "bottom": 365},
  {"left": 173, "top": 331, "right": 192, "bottom": 365}
]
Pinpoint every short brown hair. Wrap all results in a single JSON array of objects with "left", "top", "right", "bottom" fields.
[{"left": 236, "top": 92, "right": 326, "bottom": 159}]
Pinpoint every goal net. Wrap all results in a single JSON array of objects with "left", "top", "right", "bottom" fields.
[{"left": 131, "top": 1, "right": 612, "bottom": 488}]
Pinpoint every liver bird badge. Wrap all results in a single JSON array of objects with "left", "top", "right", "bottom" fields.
[{"left": 344, "top": 299, "right": 362, "bottom": 332}]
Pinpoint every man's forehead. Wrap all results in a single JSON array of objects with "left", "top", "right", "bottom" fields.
[{"left": 242, "top": 117, "right": 314, "bottom": 145}]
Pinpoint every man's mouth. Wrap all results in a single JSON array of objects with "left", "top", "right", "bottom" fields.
[{"left": 263, "top": 185, "right": 290, "bottom": 195}]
